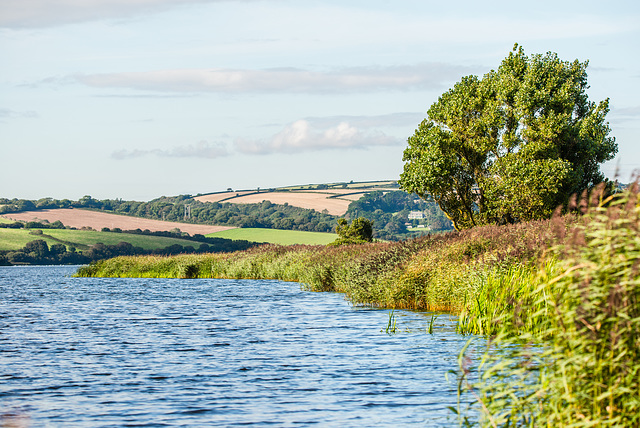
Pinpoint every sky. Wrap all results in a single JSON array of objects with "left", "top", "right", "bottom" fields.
[{"left": 1, "top": 0, "right": 639, "bottom": 201}]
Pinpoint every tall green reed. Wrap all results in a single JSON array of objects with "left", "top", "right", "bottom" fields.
[{"left": 455, "top": 183, "right": 640, "bottom": 427}]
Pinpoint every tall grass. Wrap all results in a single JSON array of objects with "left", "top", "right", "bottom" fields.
[
  {"left": 454, "top": 184, "right": 640, "bottom": 427},
  {"left": 77, "top": 215, "right": 562, "bottom": 313}
]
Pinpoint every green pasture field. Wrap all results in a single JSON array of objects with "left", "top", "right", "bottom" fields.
[
  {"left": 207, "top": 228, "right": 336, "bottom": 245},
  {"left": 0, "top": 229, "right": 51, "bottom": 251},
  {"left": 0, "top": 228, "right": 205, "bottom": 252}
]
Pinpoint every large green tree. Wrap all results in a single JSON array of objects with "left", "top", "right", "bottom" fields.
[{"left": 399, "top": 45, "right": 617, "bottom": 230}]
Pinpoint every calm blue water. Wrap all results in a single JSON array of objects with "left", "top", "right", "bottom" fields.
[{"left": 1, "top": 265, "right": 476, "bottom": 427}]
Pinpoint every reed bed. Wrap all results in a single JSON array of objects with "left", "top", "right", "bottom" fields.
[
  {"left": 455, "top": 184, "right": 640, "bottom": 427},
  {"left": 76, "top": 214, "right": 562, "bottom": 314}
]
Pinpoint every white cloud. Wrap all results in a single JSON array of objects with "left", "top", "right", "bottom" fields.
[
  {"left": 305, "top": 112, "right": 425, "bottom": 129},
  {"left": 110, "top": 115, "right": 408, "bottom": 160},
  {"left": 112, "top": 140, "right": 229, "bottom": 160},
  {"left": 613, "top": 106, "right": 640, "bottom": 119},
  {"left": 70, "top": 64, "right": 471, "bottom": 94},
  {"left": 0, "top": 108, "right": 38, "bottom": 119},
  {"left": 235, "top": 120, "right": 401, "bottom": 155},
  {"left": 0, "top": 0, "right": 226, "bottom": 28}
]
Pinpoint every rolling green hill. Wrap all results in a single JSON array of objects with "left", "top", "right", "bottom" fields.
[{"left": 0, "top": 228, "right": 206, "bottom": 252}]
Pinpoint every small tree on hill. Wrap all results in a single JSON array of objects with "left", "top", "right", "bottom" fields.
[{"left": 331, "top": 218, "right": 374, "bottom": 246}]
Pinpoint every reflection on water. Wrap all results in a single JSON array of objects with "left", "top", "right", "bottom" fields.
[{"left": 0, "top": 266, "right": 478, "bottom": 427}]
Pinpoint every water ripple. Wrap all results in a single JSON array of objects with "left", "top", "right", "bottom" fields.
[{"left": 0, "top": 265, "right": 479, "bottom": 427}]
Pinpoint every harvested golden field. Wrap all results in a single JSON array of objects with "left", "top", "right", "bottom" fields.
[
  {"left": 2, "top": 209, "right": 234, "bottom": 235},
  {"left": 339, "top": 193, "right": 369, "bottom": 201},
  {"left": 197, "top": 191, "right": 352, "bottom": 215},
  {"left": 194, "top": 191, "right": 255, "bottom": 203},
  {"left": 229, "top": 192, "right": 352, "bottom": 215},
  {"left": 194, "top": 185, "right": 398, "bottom": 216}
]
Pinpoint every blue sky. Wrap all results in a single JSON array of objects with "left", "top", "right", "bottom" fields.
[{"left": 1, "top": 0, "right": 639, "bottom": 201}]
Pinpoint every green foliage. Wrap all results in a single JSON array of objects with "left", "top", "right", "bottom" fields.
[
  {"left": 330, "top": 217, "right": 374, "bottom": 246},
  {"left": 24, "top": 239, "right": 50, "bottom": 258},
  {"left": 399, "top": 44, "right": 617, "bottom": 230},
  {"left": 455, "top": 184, "right": 640, "bottom": 427},
  {"left": 0, "top": 221, "right": 24, "bottom": 229}
]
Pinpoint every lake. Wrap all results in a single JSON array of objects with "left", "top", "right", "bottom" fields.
[{"left": 1, "top": 265, "right": 478, "bottom": 427}]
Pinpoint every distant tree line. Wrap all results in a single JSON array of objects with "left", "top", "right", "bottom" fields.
[
  {"left": 0, "top": 220, "right": 66, "bottom": 229},
  {"left": 0, "top": 239, "right": 85, "bottom": 266},
  {"left": 98, "top": 227, "right": 256, "bottom": 252}
]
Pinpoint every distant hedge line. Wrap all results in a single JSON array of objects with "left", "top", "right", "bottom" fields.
[{"left": 0, "top": 221, "right": 258, "bottom": 266}]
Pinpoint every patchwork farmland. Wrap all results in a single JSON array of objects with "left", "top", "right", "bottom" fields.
[
  {"left": 2, "top": 209, "right": 234, "bottom": 235},
  {"left": 195, "top": 181, "right": 398, "bottom": 216}
]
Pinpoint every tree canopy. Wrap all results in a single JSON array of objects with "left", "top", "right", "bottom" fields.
[
  {"left": 399, "top": 44, "right": 617, "bottom": 230},
  {"left": 330, "top": 217, "right": 374, "bottom": 246}
]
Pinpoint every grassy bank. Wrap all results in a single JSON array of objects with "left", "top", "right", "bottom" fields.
[{"left": 77, "top": 212, "right": 564, "bottom": 313}]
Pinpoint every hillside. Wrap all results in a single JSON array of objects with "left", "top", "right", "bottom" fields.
[
  {"left": 2, "top": 208, "right": 234, "bottom": 235},
  {"left": 0, "top": 211, "right": 255, "bottom": 266},
  {"left": 0, "top": 228, "right": 208, "bottom": 252},
  {"left": 0, "top": 224, "right": 256, "bottom": 266},
  {"left": 194, "top": 180, "right": 399, "bottom": 216},
  {"left": 1, "top": 180, "right": 453, "bottom": 243}
]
